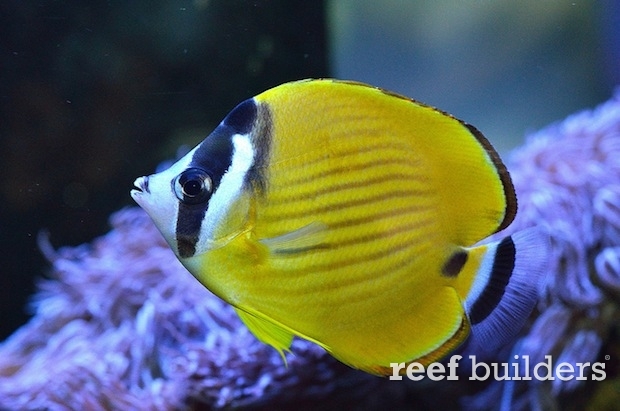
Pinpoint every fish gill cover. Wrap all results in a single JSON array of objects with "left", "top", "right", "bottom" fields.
[{"left": 1, "top": 92, "right": 620, "bottom": 410}]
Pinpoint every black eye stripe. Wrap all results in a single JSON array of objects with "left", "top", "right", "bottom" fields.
[
  {"left": 175, "top": 203, "right": 206, "bottom": 258},
  {"left": 173, "top": 100, "right": 259, "bottom": 258},
  {"left": 191, "top": 126, "right": 235, "bottom": 189}
]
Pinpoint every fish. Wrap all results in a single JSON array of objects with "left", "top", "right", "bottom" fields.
[{"left": 131, "top": 79, "right": 548, "bottom": 376}]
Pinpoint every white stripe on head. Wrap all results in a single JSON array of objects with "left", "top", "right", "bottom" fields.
[{"left": 195, "top": 133, "right": 255, "bottom": 252}]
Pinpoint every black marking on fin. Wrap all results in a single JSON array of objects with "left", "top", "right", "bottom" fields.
[
  {"left": 469, "top": 237, "right": 516, "bottom": 325},
  {"left": 442, "top": 250, "right": 468, "bottom": 277},
  {"left": 463, "top": 123, "right": 517, "bottom": 232}
]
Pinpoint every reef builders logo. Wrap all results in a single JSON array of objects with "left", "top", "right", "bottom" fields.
[{"left": 389, "top": 355, "right": 607, "bottom": 381}]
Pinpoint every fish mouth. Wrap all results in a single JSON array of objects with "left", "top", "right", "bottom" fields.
[{"left": 130, "top": 176, "right": 149, "bottom": 198}]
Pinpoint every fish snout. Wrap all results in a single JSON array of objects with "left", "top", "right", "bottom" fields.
[
  {"left": 135, "top": 176, "right": 150, "bottom": 192},
  {"left": 130, "top": 176, "right": 150, "bottom": 203}
]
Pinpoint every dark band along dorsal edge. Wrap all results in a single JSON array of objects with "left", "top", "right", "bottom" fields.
[
  {"left": 331, "top": 80, "right": 517, "bottom": 234},
  {"left": 462, "top": 123, "right": 517, "bottom": 232},
  {"left": 468, "top": 236, "right": 516, "bottom": 325}
]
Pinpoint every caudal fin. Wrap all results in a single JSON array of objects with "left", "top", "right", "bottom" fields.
[{"left": 463, "top": 228, "right": 549, "bottom": 355}]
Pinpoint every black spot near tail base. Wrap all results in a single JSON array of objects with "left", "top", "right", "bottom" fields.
[{"left": 442, "top": 250, "right": 468, "bottom": 277}]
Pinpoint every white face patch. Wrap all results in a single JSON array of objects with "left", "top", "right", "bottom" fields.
[
  {"left": 131, "top": 146, "right": 198, "bottom": 252},
  {"left": 194, "top": 133, "right": 255, "bottom": 254}
]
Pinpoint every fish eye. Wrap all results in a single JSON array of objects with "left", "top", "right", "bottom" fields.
[{"left": 173, "top": 168, "right": 213, "bottom": 205}]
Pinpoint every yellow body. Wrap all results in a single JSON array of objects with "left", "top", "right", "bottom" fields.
[{"left": 180, "top": 80, "right": 513, "bottom": 374}]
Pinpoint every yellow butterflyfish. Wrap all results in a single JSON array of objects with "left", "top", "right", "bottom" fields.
[{"left": 131, "top": 79, "right": 548, "bottom": 375}]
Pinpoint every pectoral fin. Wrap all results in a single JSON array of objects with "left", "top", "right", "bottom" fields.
[{"left": 260, "top": 221, "right": 329, "bottom": 255}]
